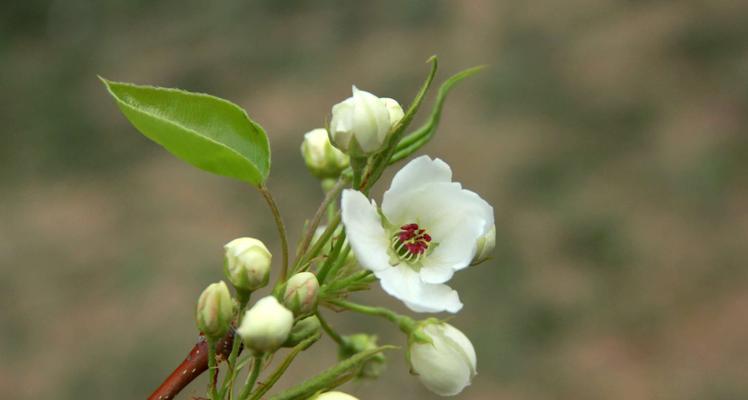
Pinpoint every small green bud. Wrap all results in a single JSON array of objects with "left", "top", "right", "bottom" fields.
[
  {"left": 283, "top": 315, "right": 322, "bottom": 347},
  {"left": 224, "top": 237, "right": 272, "bottom": 292},
  {"left": 195, "top": 281, "right": 234, "bottom": 340},
  {"left": 338, "top": 334, "right": 386, "bottom": 379},
  {"left": 301, "top": 128, "right": 350, "bottom": 179},
  {"left": 283, "top": 272, "right": 319, "bottom": 317},
  {"left": 236, "top": 296, "right": 294, "bottom": 354}
]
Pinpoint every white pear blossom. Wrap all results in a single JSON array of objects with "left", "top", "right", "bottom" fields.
[
  {"left": 329, "top": 86, "right": 403, "bottom": 156},
  {"left": 341, "top": 155, "right": 494, "bottom": 313},
  {"left": 409, "top": 322, "right": 477, "bottom": 396}
]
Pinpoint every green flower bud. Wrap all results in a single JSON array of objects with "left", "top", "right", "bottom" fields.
[
  {"left": 338, "top": 334, "right": 386, "bottom": 379},
  {"left": 283, "top": 315, "right": 321, "bottom": 347},
  {"left": 471, "top": 225, "right": 495, "bottom": 265},
  {"left": 195, "top": 281, "right": 234, "bottom": 340},
  {"left": 236, "top": 296, "right": 294, "bottom": 354},
  {"left": 283, "top": 272, "right": 319, "bottom": 317},
  {"left": 301, "top": 128, "right": 350, "bottom": 179},
  {"left": 224, "top": 237, "right": 272, "bottom": 292}
]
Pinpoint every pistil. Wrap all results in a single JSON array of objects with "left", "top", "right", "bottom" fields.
[{"left": 391, "top": 223, "right": 432, "bottom": 263}]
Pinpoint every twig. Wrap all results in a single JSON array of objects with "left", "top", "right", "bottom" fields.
[{"left": 148, "top": 331, "right": 235, "bottom": 400}]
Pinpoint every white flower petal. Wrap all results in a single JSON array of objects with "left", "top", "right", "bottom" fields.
[
  {"left": 383, "top": 182, "right": 493, "bottom": 281},
  {"left": 419, "top": 257, "right": 456, "bottom": 284},
  {"left": 341, "top": 190, "right": 391, "bottom": 272},
  {"left": 376, "top": 265, "right": 463, "bottom": 313},
  {"left": 386, "top": 155, "right": 452, "bottom": 197}
]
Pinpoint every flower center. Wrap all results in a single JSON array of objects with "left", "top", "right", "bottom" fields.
[{"left": 391, "top": 223, "right": 432, "bottom": 263}]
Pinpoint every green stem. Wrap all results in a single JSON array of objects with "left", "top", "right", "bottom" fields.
[
  {"left": 322, "top": 245, "right": 350, "bottom": 284},
  {"left": 323, "top": 270, "right": 374, "bottom": 294},
  {"left": 207, "top": 338, "right": 219, "bottom": 400},
  {"left": 328, "top": 299, "right": 417, "bottom": 334},
  {"left": 219, "top": 293, "right": 251, "bottom": 400},
  {"left": 237, "top": 356, "right": 263, "bottom": 400},
  {"left": 301, "top": 213, "right": 341, "bottom": 268},
  {"left": 249, "top": 333, "right": 320, "bottom": 400},
  {"left": 316, "top": 234, "right": 346, "bottom": 284},
  {"left": 350, "top": 156, "right": 367, "bottom": 188},
  {"left": 259, "top": 185, "right": 290, "bottom": 282},
  {"left": 293, "top": 177, "right": 348, "bottom": 270},
  {"left": 315, "top": 311, "right": 344, "bottom": 345}
]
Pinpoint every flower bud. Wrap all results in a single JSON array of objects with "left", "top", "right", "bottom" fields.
[
  {"left": 195, "top": 281, "right": 234, "bottom": 340},
  {"left": 313, "top": 392, "right": 358, "bottom": 400},
  {"left": 339, "top": 334, "right": 386, "bottom": 379},
  {"left": 408, "top": 322, "right": 477, "bottom": 396},
  {"left": 471, "top": 225, "right": 495, "bottom": 265},
  {"left": 283, "top": 315, "right": 321, "bottom": 347},
  {"left": 329, "top": 86, "right": 403, "bottom": 156},
  {"left": 236, "top": 296, "right": 293, "bottom": 354},
  {"left": 301, "top": 128, "right": 350, "bottom": 179},
  {"left": 282, "top": 272, "right": 319, "bottom": 317},
  {"left": 224, "top": 237, "right": 272, "bottom": 292}
]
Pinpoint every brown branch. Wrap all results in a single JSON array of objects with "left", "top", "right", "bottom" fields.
[{"left": 148, "top": 330, "right": 237, "bottom": 400}]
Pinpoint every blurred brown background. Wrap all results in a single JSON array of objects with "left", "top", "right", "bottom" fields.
[{"left": 2, "top": 1, "right": 748, "bottom": 399}]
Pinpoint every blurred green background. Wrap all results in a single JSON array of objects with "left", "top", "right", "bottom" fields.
[{"left": 2, "top": 1, "right": 748, "bottom": 399}]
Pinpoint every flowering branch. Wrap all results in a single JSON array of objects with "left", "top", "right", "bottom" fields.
[{"left": 105, "top": 56, "right": 491, "bottom": 400}]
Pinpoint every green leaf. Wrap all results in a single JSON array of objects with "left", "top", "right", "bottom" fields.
[
  {"left": 390, "top": 65, "right": 485, "bottom": 164},
  {"left": 100, "top": 78, "right": 270, "bottom": 186}
]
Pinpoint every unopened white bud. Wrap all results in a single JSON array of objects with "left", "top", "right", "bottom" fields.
[
  {"left": 283, "top": 272, "right": 319, "bottom": 317},
  {"left": 236, "top": 296, "right": 293, "bottom": 354},
  {"left": 195, "top": 281, "right": 234, "bottom": 340},
  {"left": 471, "top": 225, "right": 495, "bottom": 265},
  {"left": 313, "top": 392, "right": 358, "bottom": 400},
  {"left": 329, "top": 86, "right": 403, "bottom": 156},
  {"left": 408, "top": 322, "right": 477, "bottom": 396},
  {"left": 224, "top": 237, "right": 272, "bottom": 291},
  {"left": 301, "top": 128, "right": 350, "bottom": 179}
]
